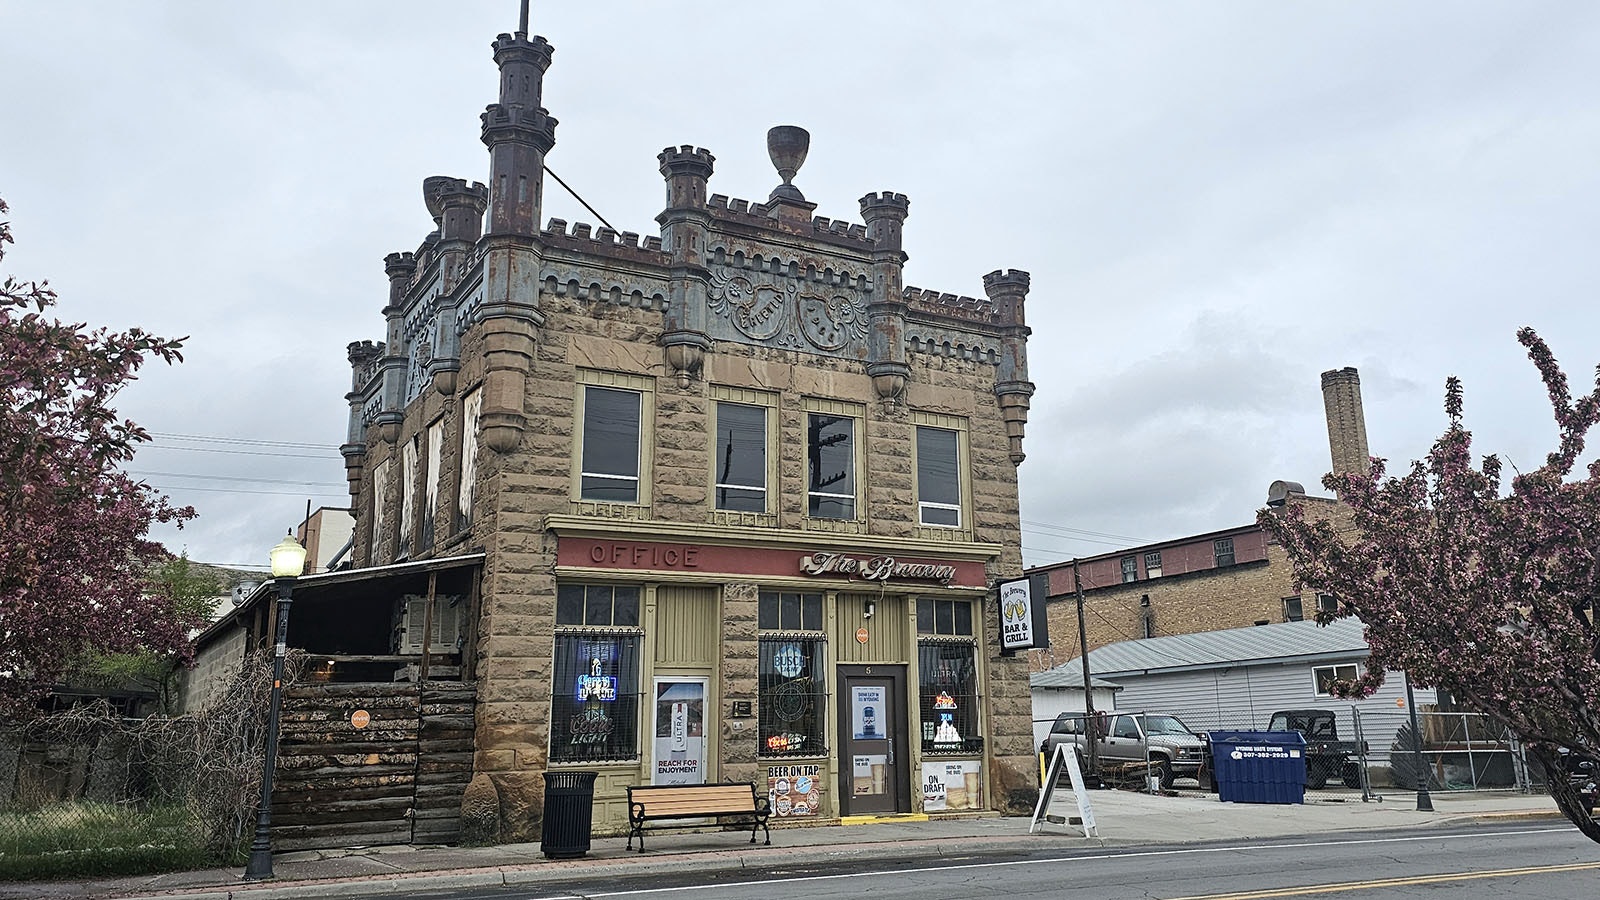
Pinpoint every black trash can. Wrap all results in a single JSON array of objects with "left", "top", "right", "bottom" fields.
[{"left": 540, "top": 771, "right": 598, "bottom": 859}]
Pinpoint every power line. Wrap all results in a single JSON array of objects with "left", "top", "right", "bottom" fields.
[
  {"left": 139, "top": 445, "right": 339, "bottom": 460},
  {"left": 129, "top": 470, "right": 346, "bottom": 488},
  {"left": 147, "top": 484, "right": 347, "bottom": 498},
  {"left": 149, "top": 431, "right": 340, "bottom": 451},
  {"left": 1022, "top": 519, "right": 1152, "bottom": 544}
]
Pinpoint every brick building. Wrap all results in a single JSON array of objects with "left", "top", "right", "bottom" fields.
[
  {"left": 330, "top": 11, "right": 1040, "bottom": 840},
  {"left": 1029, "top": 367, "right": 1370, "bottom": 665}
]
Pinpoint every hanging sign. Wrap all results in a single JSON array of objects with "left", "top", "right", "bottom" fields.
[{"left": 999, "top": 574, "right": 1050, "bottom": 652}]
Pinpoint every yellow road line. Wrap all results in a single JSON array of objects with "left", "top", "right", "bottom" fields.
[{"left": 1168, "top": 861, "right": 1600, "bottom": 900}]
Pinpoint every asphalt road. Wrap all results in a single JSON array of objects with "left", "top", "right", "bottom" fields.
[{"left": 394, "top": 823, "right": 1597, "bottom": 900}]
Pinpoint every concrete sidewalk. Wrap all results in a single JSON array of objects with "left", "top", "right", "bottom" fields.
[{"left": 2, "top": 789, "right": 1565, "bottom": 900}]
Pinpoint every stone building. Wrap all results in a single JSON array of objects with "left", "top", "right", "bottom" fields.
[
  {"left": 1029, "top": 367, "right": 1369, "bottom": 664},
  {"left": 334, "top": 13, "right": 1040, "bottom": 839}
]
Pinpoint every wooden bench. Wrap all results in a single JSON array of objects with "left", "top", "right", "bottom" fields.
[{"left": 626, "top": 783, "right": 771, "bottom": 852}]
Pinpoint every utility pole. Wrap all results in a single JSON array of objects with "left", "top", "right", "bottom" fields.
[{"left": 1074, "top": 559, "right": 1099, "bottom": 784}]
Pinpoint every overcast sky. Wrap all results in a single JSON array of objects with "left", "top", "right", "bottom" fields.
[{"left": 3, "top": 2, "right": 1598, "bottom": 572}]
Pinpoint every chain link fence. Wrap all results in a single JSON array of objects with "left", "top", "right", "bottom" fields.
[{"left": 1038, "top": 706, "right": 1534, "bottom": 802}]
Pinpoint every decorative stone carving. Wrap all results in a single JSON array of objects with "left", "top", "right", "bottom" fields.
[{"left": 708, "top": 267, "right": 867, "bottom": 353}]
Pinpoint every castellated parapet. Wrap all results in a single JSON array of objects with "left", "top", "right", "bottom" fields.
[{"left": 339, "top": 14, "right": 1041, "bottom": 846}]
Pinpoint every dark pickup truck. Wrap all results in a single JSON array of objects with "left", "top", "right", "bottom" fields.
[{"left": 1267, "top": 709, "right": 1364, "bottom": 789}]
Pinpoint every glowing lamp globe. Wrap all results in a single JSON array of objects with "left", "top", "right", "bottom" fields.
[{"left": 270, "top": 534, "right": 308, "bottom": 578}]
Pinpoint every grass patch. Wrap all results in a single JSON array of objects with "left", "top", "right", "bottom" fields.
[{"left": 0, "top": 802, "right": 222, "bottom": 881}]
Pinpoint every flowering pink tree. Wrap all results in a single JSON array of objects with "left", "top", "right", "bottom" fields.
[
  {"left": 0, "top": 197, "right": 202, "bottom": 718},
  {"left": 1261, "top": 328, "right": 1600, "bottom": 840}
]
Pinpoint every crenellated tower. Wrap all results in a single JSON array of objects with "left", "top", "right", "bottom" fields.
[
  {"left": 657, "top": 146, "right": 716, "bottom": 387},
  {"left": 860, "top": 191, "right": 911, "bottom": 409},
  {"left": 984, "top": 269, "right": 1035, "bottom": 465},
  {"left": 476, "top": 18, "right": 555, "bottom": 452},
  {"left": 481, "top": 29, "right": 556, "bottom": 236}
]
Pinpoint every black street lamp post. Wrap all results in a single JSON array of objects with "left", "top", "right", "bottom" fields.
[
  {"left": 244, "top": 533, "right": 308, "bottom": 880},
  {"left": 1403, "top": 670, "right": 1435, "bottom": 812}
]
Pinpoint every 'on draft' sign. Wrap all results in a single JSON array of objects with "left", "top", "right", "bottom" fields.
[
  {"left": 856, "top": 627, "right": 869, "bottom": 644},
  {"left": 351, "top": 709, "right": 371, "bottom": 729}
]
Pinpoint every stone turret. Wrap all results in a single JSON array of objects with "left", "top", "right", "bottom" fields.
[
  {"left": 861, "top": 192, "right": 911, "bottom": 408},
  {"left": 657, "top": 146, "right": 716, "bottom": 387},
  {"left": 481, "top": 29, "right": 556, "bottom": 236},
  {"left": 343, "top": 339, "right": 384, "bottom": 506},
  {"left": 985, "top": 269, "right": 1034, "bottom": 465}
]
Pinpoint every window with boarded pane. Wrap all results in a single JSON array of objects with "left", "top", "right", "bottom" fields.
[
  {"left": 1144, "top": 551, "right": 1162, "bottom": 578},
  {"left": 915, "top": 426, "right": 961, "bottom": 527},
  {"left": 917, "top": 598, "right": 974, "bottom": 637},
  {"left": 918, "top": 642, "right": 982, "bottom": 753},
  {"left": 806, "top": 413, "right": 855, "bottom": 519},
  {"left": 758, "top": 638, "right": 826, "bottom": 756},
  {"left": 580, "top": 386, "right": 641, "bottom": 502},
  {"left": 549, "top": 633, "right": 641, "bottom": 762},
  {"left": 715, "top": 402, "right": 767, "bottom": 512}
]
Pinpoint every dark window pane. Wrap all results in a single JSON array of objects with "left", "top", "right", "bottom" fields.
[
  {"left": 556, "top": 584, "right": 584, "bottom": 625},
  {"left": 917, "top": 642, "right": 981, "bottom": 753},
  {"left": 916, "top": 427, "right": 959, "bottom": 506},
  {"left": 808, "top": 494, "right": 855, "bottom": 519},
  {"left": 807, "top": 413, "right": 855, "bottom": 519},
  {"left": 802, "top": 594, "right": 823, "bottom": 631},
  {"left": 585, "top": 585, "right": 612, "bottom": 626},
  {"left": 581, "top": 475, "right": 638, "bottom": 503},
  {"left": 582, "top": 387, "right": 640, "bottom": 502},
  {"left": 717, "top": 486, "right": 766, "bottom": 513},
  {"left": 954, "top": 601, "right": 973, "bottom": 636},
  {"left": 716, "top": 403, "right": 767, "bottom": 511},
  {"left": 937, "top": 600, "right": 955, "bottom": 635},
  {"left": 613, "top": 586, "right": 640, "bottom": 627},
  {"left": 758, "top": 592, "right": 779, "bottom": 630},
  {"left": 917, "top": 599, "right": 935, "bottom": 634},
  {"left": 781, "top": 593, "right": 800, "bottom": 630},
  {"left": 550, "top": 634, "right": 641, "bottom": 762},
  {"left": 922, "top": 506, "right": 960, "bottom": 527},
  {"left": 759, "top": 638, "right": 827, "bottom": 756}
]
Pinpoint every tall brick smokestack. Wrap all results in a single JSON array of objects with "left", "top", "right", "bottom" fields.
[{"left": 1321, "top": 367, "right": 1370, "bottom": 480}]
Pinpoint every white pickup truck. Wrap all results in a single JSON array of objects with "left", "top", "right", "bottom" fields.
[{"left": 1041, "top": 710, "right": 1205, "bottom": 788}]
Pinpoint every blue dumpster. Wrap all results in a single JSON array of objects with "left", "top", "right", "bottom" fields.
[{"left": 1206, "top": 731, "right": 1307, "bottom": 804}]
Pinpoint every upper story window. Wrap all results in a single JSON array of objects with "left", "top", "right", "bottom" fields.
[
  {"left": 457, "top": 387, "right": 482, "bottom": 531},
  {"left": 1317, "top": 593, "right": 1338, "bottom": 616},
  {"left": 1214, "top": 537, "right": 1236, "bottom": 567},
  {"left": 714, "top": 400, "right": 767, "bottom": 513},
  {"left": 1283, "top": 596, "right": 1304, "bottom": 622},
  {"left": 1144, "top": 551, "right": 1162, "bottom": 578},
  {"left": 581, "top": 387, "right": 641, "bottom": 502},
  {"left": 915, "top": 426, "right": 961, "bottom": 527},
  {"left": 574, "top": 371, "right": 654, "bottom": 506},
  {"left": 1120, "top": 556, "right": 1137, "bottom": 583},
  {"left": 807, "top": 411, "right": 857, "bottom": 520}
]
